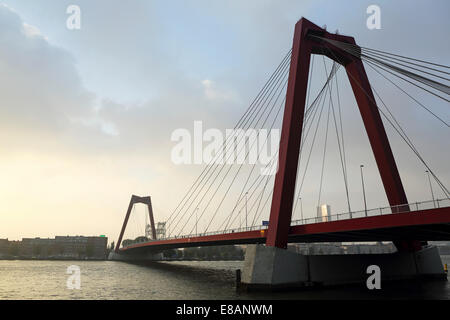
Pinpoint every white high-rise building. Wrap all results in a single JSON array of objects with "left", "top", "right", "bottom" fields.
[
  {"left": 317, "top": 204, "right": 331, "bottom": 222},
  {"left": 156, "top": 222, "right": 166, "bottom": 239}
]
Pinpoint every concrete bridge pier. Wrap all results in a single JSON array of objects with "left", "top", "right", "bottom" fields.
[{"left": 241, "top": 244, "right": 446, "bottom": 291}]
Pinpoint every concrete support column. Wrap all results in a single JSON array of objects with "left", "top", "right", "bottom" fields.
[{"left": 241, "top": 244, "right": 446, "bottom": 291}]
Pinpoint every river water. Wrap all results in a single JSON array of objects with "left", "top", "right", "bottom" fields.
[{"left": 0, "top": 257, "right": 449, "bottom": 300}]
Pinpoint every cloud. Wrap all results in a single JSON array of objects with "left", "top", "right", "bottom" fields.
[
  {"left": 0, "top": 4, "right": 247, "bottom": 240},
  {"left": 201, "top": 79, "right": 238, "bottom": 103},
  {"left": 0, "top": 5, "right": 95, "bottom": 138},
  {"left": 0, "top": 1, "right": 448, "bottom": 242},
  {"left": 22, "top": 22, "right": 44, "bottom": 38}
]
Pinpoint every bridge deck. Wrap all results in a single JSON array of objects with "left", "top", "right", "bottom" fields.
[{"left": 119, "top": 206, "right": 450, "bottom": 254}]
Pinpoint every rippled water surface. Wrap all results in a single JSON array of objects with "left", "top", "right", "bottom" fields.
[{"left": 0, "top": 257, "right": 449, "bottom": 300}]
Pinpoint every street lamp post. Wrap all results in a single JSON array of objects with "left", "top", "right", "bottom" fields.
[
  {"left": 299, "top": 197, "right": 304, "bottom": 221},
  {"left": 426, "top": 170, "right": 436, "bottom": 208},
  {"left": 239, "top": 210, "right": 241, "bottom": 228},
  {"left": 195, "top": 207, "right": 199, "bottom": 235},
  {"left": 245, "top": 192, "right": 248, "bottom": 229},
  {"left": 360, "top": 165, "right": 367, "bottom": 217}
]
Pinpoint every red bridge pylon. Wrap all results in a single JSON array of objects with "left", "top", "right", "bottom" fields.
[
  {"left": 266, "top": 18, "right": 421, "bottom": 251},
  {"left": 115, "top": 195, "right": 157, "bottom": 253}
]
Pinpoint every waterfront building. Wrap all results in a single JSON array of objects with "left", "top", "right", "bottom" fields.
[{"left": 0, "top": 235, "right": 107, "bottom": 259}]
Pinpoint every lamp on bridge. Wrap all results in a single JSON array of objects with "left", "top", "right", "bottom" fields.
[
  {"left": 360, "top": 165, "right": 367, "bottom": 217},
  {"left": 195, "top": 207, "right": 199, "bottom": 235},
  {"left": 425, "top": 170, "right": 436, "bottom": 208},
  {"left": 245, "top": 191, "right": 248, "bottom": 229},
  {"left": 300, "top": 197, "right": 303, "bottom": 221}
]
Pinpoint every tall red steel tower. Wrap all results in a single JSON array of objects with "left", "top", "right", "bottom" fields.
[
  {"left": 115, "top": 195, "right": 157, "bottom": 252},
  {"left": 266, "top": 18, "right": 420, "bottom": 251}
]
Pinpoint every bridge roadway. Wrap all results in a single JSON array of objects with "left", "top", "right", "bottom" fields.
[{"left": 119, "top": 206, "right": 450, "bottom": 255}]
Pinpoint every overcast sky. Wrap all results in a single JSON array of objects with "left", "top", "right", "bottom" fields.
[{"left": 0, "top": 0, "right": 448, "bottom": 242}]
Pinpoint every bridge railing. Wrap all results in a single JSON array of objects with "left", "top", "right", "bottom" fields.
[
  {"left": 291, "top": 198, "right": 450, "bottom": 226},
  {"left": 123, "top": 225, "right": 271, "bottom": 247},
  {"left": 122, "top": 198, "right": 449, "bottom": 247},
  {"left": 162, "top": 225, "right": 270, "bottom": 241}
]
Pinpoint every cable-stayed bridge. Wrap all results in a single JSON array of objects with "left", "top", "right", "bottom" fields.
[{"left": 110, "top": 18, "right": 450, "bottom": 289}]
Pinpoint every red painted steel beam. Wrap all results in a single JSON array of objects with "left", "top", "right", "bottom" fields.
[
  {"left": 265, "top": 18, "right": 313, "bottom": 249},
  {"left": 345, "top": 58, "right": 421, "bottom": 251},
  {"left": 266, "top": 18, "right": 413, "bottom": 250},
  {"left": 115, "top": 194, "right": 158, "bottom": 252},
  {"left": 147, "top": 196, "right": 157, "bottom": 240},
  {"left": 115, "top": 195, "right": 136, "bottom": 252},
  {"left": 121, "top": 229, "right": 267, "bottom": 251},
  {"left": 119, "top": 207, "right": 450, "bottom": 252},
  {"left": 289, "top": 207, "right": 450, "bottom": 236},
  {"left": 345, "top": 61, "right": 408, "bottom": 208}
]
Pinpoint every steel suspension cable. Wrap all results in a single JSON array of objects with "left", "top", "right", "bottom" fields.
[
  {"left": 293, "top": 64, "right": 339, "bottom": 212},
  {"left": 310, "top": 38, "right": 449, "bottom": 127},
  {"left": 322, "top": 59, "right": 352, "bottom": 213},
  {"left": 363, "top": 59, "right": 449, "bottom": 127},
  {"left": 217, "top": 97, "right": 286, "bottom": 233},
  {"left": 165, "top": 49, "right": 292, "bottom": 228},
  {"left": 370, "top": 84, "right": 450, "bottom": 198},
  {"left": 177, "top": 68, "right": 291, "bottom": 236},
  {"left": 316, "top": 76, "right": 332, "bottom": 208},
  {"left": 361, "top": 51, "right": 450, "bottom": 81},
  {"left": 314, "top": 38, "right": 450, "bottom": 101},
  {"left": 323, "top": 42, "right": 450, "bottom": 199},
  {"left": 232, "top": 58, "right": 336, "bottom": 229},
  {"left": 334, "top": 67, "right": 352, "bottom": 212},
  {"left": 200, "top": 77, "right": 289, "bottom": 234},
  {"left": 168, "top": 53, "right": 292, "bottom": 235},
  {"left": 361, "top": 56, "right": 450, "bottom": 98},
  {"left": 311, "top": 35, "right": 450, "bottom": 70}
]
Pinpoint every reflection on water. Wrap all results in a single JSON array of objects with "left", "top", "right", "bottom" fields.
[{"left": 0, "top": 257, "right": 449, "bottom": 300}]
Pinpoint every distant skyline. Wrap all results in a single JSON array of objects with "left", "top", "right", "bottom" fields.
[{"left": 0, "top": 0, "right": 448, "bottom": 241}]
